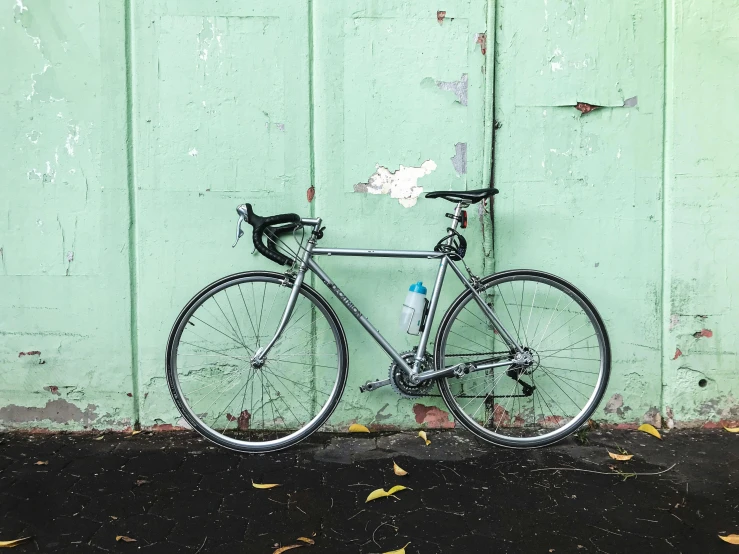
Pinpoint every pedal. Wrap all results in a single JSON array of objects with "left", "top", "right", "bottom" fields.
[{"left": 359, "top": 378, "right": 390, "bottom": 393}]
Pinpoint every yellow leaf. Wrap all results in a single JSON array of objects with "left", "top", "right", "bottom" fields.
[
  {"left": 418, "top": 431, "right": 430, "bottom": 445},
  {"left": 252, "top": 480, "right": 280, "bottom": 489},
  {"left": 393, "top": 461, "right": 408, "bottom": 476},
  {"left": 349, "top": 423, "right": 370, "bottom": 433},
  {"left": 637, "top": 423, "right": 662, "bottom": 440},
  {"left": 382, "top": 542, "right": 411, "bottom": 554},
  {"left": 366, "top": 485, "right": 408, "bottom": 503},
  {"left": 273, "top": 545, "right": 303, "bottom": 554},
  {"left": 0, "top": 537, "right": 31, "bottom": 548},
  {"left": 724, "top": 427, "right": 739, "bottom": 433},
  {"left": 131, "top": 430, "right": 142, "bottom": 436},
  {"left": 115, "top": 536, "right": 137, "bottom": 543},
  {"left": 719, "top": 534, "right": 739, "bottom": 544},
  {"left": 34, "top": 461, "right": 48, "bottom": 466},
  {"left": 607, "top": 451, "right": 634, "bottom": 461},
  {"left": 93, "top": 435, "right": 104, "bottom": 441},
  {"left": 296, "top": 537, "right": 315, "bottom": 544}
]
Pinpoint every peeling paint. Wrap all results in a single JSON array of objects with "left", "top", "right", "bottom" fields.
[
  {"left": 18, "top": 350, "right": 41, "bottom": 357},
  {"left": 603, "top": 393, "right": 631, "bottom": 418},
  {"left": 437, "top": 10, "right": 446, "bottom": 24},
  {"left": 43, "top": 386, "right": 60, "bottom": 396},
  {"left": 306, "top": 185, "right": 315, "bottom": 203},
  {"left": 0, "top": 399, "right": 97, "bottom": 426},
  {"left": 353, "top": 161, "right": 437, "bottom": 208},
  {"left": 642, "top": 407, "right": 662, "bottom": 428},
  {"left": 188, "top": 147, "right": 198, "bottom": 156},
  {"left": 450, "top": 142, "right": 467, "bottom": 174},
  {"left": 669, "top": 314, "right": 680, "bottom": 330},
  {"left": 475, "top": 33, "right": 487, "bottom": 55},
  {"left": 435, "top": 74, "right": 468, "bottom": 106},
  {"left": 692, "top": 328, "right": 713, "bottom": 338},
  {"left": 413, "top": 403, "right": 455, "bottom": 428},
  {"left": 672, "top": 348, "right": 682, "bottom": 360}
]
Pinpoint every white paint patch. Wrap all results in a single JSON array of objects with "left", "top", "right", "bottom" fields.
[
  {"left": 66, "top": 251, "right": 74, "bottom": 263},
  {"left": 188, "top": 148, "right": 198, "bottom": 157},
  {"left": 551, "top": 61, "right": 563, "bottom": 72},
  {"left": 65, "top": 125, "right": 80, "bottom": 156},
  {"left": 354, "top": 161, "right": 437, "bottom": 208},
  {"left": 26, "top": 130, "right": 41, "bottom": 144},
  {"left": 617, "top": 148, "right": 622, "bottom": 159},
  {"left": 15, "top": 0, "right": 27, "bottom": 13}
]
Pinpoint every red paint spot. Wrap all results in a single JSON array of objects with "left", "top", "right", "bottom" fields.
[
  {"left": 490, "top": 404, "right": 510, "bottom": 427},
  {"left": 437, "top": 10, "right": 446, "bottom": 24},
  {"left": 672, "top": 348, "right": 682, "bottom": 360},
  {"left": 152, "top": 423, "right": 175, "bottom": 431},
  {"left": 307, "top": 186, "right": 315, "bottom": 203},
  {"left": 43, "top": 386, "right": 60, "bottom": 396},
  {"left": 412, "top": 404, "right": 455, "bottom": 429},
  {"left": 693, "top": 329, "right": 713, "bottom": 338},
  {"left": 539, "top": 415, "right": 565, "bottom": 428},
  {"left": 575, "top": 102, "right": 599, "bottom": 114},
  {"left": 476, "top": 33, "right": 487, "bottom": 55},
  {"left": 126, "top": 392, "right": 133, "bottom": 397},
  {"left": 226, "top": 410, "right": 252, "bottom": 431},
  {"left": 18, "top": 351, "right": 41, "bottom": 358}
]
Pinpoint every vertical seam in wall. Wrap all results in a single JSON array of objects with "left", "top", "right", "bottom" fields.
[
  {"left": 307, "top": 0, "right": 317, "bottom": 399},
  {"left": 660, "top": 0, "right": 675, "bottom": 416},
  {"left": 486, "top": 0, "right": 498, "bottom": 277},
  {"left": 124, "top": 0, "right": 141, "bottom": 428}
]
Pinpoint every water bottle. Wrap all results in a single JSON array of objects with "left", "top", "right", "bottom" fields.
[{"left": 399, "top": 282, "right": 428, "bottom": 335}]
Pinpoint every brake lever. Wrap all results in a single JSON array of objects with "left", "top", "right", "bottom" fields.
[{"left": 232, "top": 215, "right": 245, "bottom": 248}]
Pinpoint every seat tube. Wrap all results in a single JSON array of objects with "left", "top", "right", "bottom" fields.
[{"left": 412, "top": 202, "right": 464, "bottom": 373}]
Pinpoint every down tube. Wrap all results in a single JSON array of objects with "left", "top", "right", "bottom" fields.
[{"left": 305, "top": 258, "right": 414, "bottom": 375}]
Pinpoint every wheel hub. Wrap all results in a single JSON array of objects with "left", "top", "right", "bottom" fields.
[{"left": 511, "top": 347, "right": 540, "bottom": 375}]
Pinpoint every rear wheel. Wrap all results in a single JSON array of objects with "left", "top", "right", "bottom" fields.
[
  {"left": 166, "top": 272, "right": 348, "bottom": 453},
  {"left": 435, "top": 270, "right": 610, "bottom": 448}
]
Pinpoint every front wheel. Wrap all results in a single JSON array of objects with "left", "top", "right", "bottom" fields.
[
  {"left": 166, "top": 271, "right": 348, "bottom": 453},
  {"left": 435, "top": 270, "right": 610, "bottom": 448}
]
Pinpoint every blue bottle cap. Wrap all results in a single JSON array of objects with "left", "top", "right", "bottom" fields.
[{"left": 409, "top": 281, "right": 427, "bottom": 294}]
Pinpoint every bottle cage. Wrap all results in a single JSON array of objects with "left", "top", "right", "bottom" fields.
[{"left": 434, "top": 228, "right": 467, "bottom": 260}]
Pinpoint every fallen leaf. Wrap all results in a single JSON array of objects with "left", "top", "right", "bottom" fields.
[
  {"left": 724, "top": 427, "right": 739, "bottom": 433},
  {"left": 719, "top": 534, "right": 739, "bottom": 544},
  {"left": 0, "top": 537, "right": 31, "bottom": 548},
  {"left": 366, "top": 485, "right": 408, "bottom": 503},
  {"left": 131, "top": 430, "right": 142, "bottom": 436},
  {"left": 393, "top": 461, "right": 408, "bottom": 476},
  {"left": 637, "top": 423, "right": 662, "bottom": 440},
  {"left": 608, "top": 451, "right": 634, "bottom": 461},
  {"left": 418, "top": 431, "right": 431, "bottom": 445},
  {"left": 382, "top": 542, "right": 410, "bottom": 554},
  {"left": 93, "top": 435, "right": 104, "bottom": 441},
  {"left": 252, "top": 480, "right": 280, "bottom": 489},
  {"left": 110, "top": 516, "right": 118, "bottom": 520},
  {"left": 296, "top": 537, "right": 315, "bottom": 544},
  {"left": 349, "top": 424, "right": 370, "bottom": 433},
  {"left": 273, "top": 545, "right": 303, "bottom": 554},
  {"left": 34, "top": 461, "right": 48, "bottom": 466},
  {"left": 115, "top": 536, "right": 137, "bottom": 543}
]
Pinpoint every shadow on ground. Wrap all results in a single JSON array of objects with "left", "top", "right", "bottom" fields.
[{"left": 0, "top": 429, "right": 737, "bottom": 553}]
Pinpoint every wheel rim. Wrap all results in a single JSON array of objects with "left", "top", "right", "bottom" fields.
[
  {"left": 169, "top": 276, "right": 345, "bottom": 451},
  {"left": 438, "top": 273, "right": 608, "bottom": 446}
]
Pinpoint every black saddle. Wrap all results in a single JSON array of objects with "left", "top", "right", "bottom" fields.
[{"left": 425, "top": 187, "right": 499, "bottom": 204}]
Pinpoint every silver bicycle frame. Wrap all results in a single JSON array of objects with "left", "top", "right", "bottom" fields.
[{"left": 250, "top": 203, "right": 524, "bottom": 383}]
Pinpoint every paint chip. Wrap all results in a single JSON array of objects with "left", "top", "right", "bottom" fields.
[
  {"left": 188, "top": 148, "right": 198, "bottom": 157},
  {"left": 435, "top": 74, "right": 468, "bottom": 106},
  {"left": 437, "top": 10, "right": 446, "bottom": 24},
  {"left": 475, "top": 33, "right": 487, "bottom": 55},
  {"left": 450, "top": 142, "right": 467, "bottom": 174},
  {"left": 354, "top": 161, "right": 437, "bottom": 208}
]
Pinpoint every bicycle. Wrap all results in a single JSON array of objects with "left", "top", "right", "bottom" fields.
[{"left": 166, "top": 188, "right": 611, "bottom": 453}]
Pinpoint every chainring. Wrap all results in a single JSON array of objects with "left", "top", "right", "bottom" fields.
[{"left": 389, "top": 349, "right": 435, "bottom": 399}]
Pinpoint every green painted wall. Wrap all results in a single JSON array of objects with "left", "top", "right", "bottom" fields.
[{"left": 1, "top": 0, "right": 737, "bottom": 431}]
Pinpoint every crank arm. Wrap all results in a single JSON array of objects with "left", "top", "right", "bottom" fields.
[{"left": 359, "top": 378, "right": 390, "bottom": 393}]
